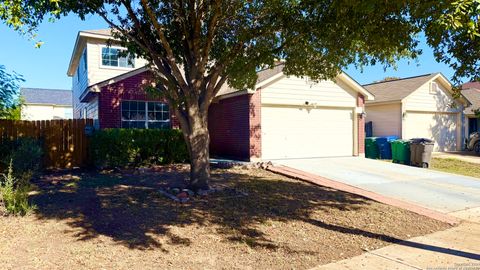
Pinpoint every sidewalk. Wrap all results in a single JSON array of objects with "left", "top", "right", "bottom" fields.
[
  {"left": 264, "top": 165, "right": 480, "bottom": 269},
  {"left": 313, "top": 209, "right": 480, "bottom": 269}
]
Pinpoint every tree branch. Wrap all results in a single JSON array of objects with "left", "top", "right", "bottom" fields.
[{"left": 140, "top": 0, "right": 190, "bottom": 95}]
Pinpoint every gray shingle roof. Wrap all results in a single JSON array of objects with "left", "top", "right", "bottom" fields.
[
  {"left": 462, "top": 81, "right": 480, "bottom": 90},
  {"left": 363, "top": 73, "right": 438, "bottom": 104},
  {"left": 216, "top": 63, "right": 285, "bottom": 97},
  {"left": 462, "top": 88, "right": 480, "bottom": 115},
  {"left": 20, "top": 88, "right": 72, "bottom": 106},
  {"left": 81, "top": 29, "right": 112, "bottom": 36}
]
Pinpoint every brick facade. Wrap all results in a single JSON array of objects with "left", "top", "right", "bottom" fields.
[
  {"left": 84, "top": 68, "right": 367, "bottom": 160},
  {"left": 208, "top": 91, "right": 262, "bottom": 161},
  {"left": 357, "top": 94, "right": 366, "bottom": 155},
  {"left": 96, "top": 70, "right": 177, "bottom": 129},
  {"left": 248, "top": 90, "right": 261, "bottom": 160},
  {"left": 208, "top": 94, "right": 252, "bottom": 161}
]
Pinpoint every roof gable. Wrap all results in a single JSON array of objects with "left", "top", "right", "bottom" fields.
[
  {"left": 363, "top": 73, "right": 438, "bottom": 104},
  {"left": 462, "top": 88, "right": 480, "bottom": 114},
  {"left": 215, "top": 63, "right": 285, "bottom": 97},
  {"left": 67, "top": 29, "right": 115, "bottom": 76},
  {"left": 215, "top": 63, "right": 374, "bottom": 100},
  {"left": 20, "top": 88, "right": 72, "bottom": 106}
]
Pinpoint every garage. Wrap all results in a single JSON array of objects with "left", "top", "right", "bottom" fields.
[
  {"left": 404, "top": 111, "right": 459, "bottom": 152},
  {"left": 209, "top": 64, "right": 374, "bottom": 161},
  {"left": 365, "top": 73, "right": 469, "bottom": 152},
  {"left": 261, "top": 106, "right": 354, "bottom": 159}
]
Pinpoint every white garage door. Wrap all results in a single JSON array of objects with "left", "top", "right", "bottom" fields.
[
  {"left": 261, "top": 106, "right": 354, "bottom": 159},
  {"left": 404, "top": 112, "right": 458, "bottom": 152}
]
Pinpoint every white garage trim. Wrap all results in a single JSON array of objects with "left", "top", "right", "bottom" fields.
[{"left": 261, "top": 105, "right": 355, "bottom": 160}]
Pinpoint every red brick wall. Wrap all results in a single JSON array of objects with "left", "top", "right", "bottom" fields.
[
  {"left": 249, "top": 90, "right": 261, "bottom": 159},
  {"left": 357, "top": 94, "right": 366, "bottom": 155},
  {"left": 98, "top": 70, "right": 176, "bottom": 129},
  {"left": 209, "top": 93, "right": 254, "bottom": 161}
]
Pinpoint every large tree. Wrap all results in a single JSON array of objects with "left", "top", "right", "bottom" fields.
[
  {"left": 2, "top": 0, "right": 479, "bottom": 189},
  {"left": 0, "top": 65, "right": 23, "bottom": 119}
]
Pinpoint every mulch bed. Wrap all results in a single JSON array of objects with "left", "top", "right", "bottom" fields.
[{"left": 0, "top": 165, "right": 451, "bottom": 269}]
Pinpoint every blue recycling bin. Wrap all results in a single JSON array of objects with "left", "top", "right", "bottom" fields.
[
  {"left": 376, "top": 137, "right": 391, "bottom": 159},
  {"left": 385, "top": 136, "right": 399, "bottom": 142}
]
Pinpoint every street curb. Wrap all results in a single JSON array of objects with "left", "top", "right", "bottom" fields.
[{"left": 266, "top": 165, "right": 459, "bottom": 225}]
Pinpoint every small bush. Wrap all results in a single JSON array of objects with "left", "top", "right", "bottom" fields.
[
  {"left": 0, "top": 137, "right": 44, "bottom": 175},
  {"left": 90, "top": 129, "right": 189, "bottom": 168},
  {"left": 0, "top": 161, "right": 35, "bottom": 216}
]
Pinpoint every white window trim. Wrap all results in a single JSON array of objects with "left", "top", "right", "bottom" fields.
[
  {"left": 121, "top": 100, "right": 171, "bottom": 129},
  {"left": 82, "top": 48, "right": 88, "bottom": 75},
  {"left": 99, "top": 45, "right": 135, "bottom": 70}
]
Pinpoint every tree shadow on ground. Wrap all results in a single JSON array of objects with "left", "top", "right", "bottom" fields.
[
  {"left": 31, "top": 166, "right": 368, "bottom": 251},
  {"left": 29, "top": 165, "right": 471, "bottom": 262}
]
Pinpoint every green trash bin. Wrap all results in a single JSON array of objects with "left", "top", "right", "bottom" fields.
[
  {"left": 365, "top": 137, "right": 379, "bottom": 159},
  {"left": 391, "top": 140, "right": 410, "bottom": 164}
]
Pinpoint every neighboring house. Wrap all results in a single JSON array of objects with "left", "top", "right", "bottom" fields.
[
  {"left": 364, "top": 73, "right": 470, "bottom": 152},
  {"left": 461, "top": 81, "right": 480, "bottom": 135},
  {"left": 20, "top": 88, "right": 73, "bottom": 120}
]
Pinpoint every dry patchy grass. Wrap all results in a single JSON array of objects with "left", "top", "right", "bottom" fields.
[
  {"left": 430, "top": 158, "right": 480, "bottom": 179},
  {"left": 0, "top": 166, "right": 451, "bottom": 269}
]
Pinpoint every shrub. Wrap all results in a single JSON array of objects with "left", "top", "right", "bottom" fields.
[
  {"left": 0, "top": 161, "right": 35, "bottom": 216},
  {"left": 0, "top": 137, "right": 43, "bottom": 176},
  {"left": 90, "top": 129, "right": 189, "bottom": 168}
]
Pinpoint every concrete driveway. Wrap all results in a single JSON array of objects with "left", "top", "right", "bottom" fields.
[{"left": 275, "top": 157, "right": 480, "bottom": 214}]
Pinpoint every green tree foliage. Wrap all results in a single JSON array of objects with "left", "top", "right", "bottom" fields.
[
  {"left": 0, "top": 65, "right": 24, "bottom": 119},
  {"left": 1, "top": 0, "right": 479, "bottom": 188},
  {"left": 375, "top": 77, "right": 402, "bottom": 83}
]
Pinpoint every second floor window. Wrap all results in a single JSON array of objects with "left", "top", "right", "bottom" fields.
[{"left": 101, "top": 47, "right": 135, "bottom": 68}]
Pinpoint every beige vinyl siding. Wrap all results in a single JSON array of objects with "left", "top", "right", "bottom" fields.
[
  {"left": 72, "top": 46, "right": 89, "bottom": 118},
  {"left": 365, "top": 103, "right": 402, "bottom": 137},
  {"left": 86, "top": 97, "right": 99, "bottom": 129},
  {"left": 404, "top": 78, "right": 462, "bottom": 113},
  {"left": 73, "top": 38, "right": 148, "bottom": 119},
  {"left": 402, "top": 77, "right": 463, "bottom": 151},
  {"left": 86, "top": 38, "right": 148, "bottom": 86},
  {"left": 261, "top": 76, "right": 357, "bottom": 107},
  {"left": 261, "top": 106, "right": 354, "bottom": 159},
  {"left": 260, "top": 76, "right": 358, "bottom": 159},
  {"left": 21, "top": 104, "right": 73, "bottom": 120}
]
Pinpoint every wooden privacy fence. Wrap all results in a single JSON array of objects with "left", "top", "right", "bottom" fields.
[{"left": 0, "top": 119, "right": 93, "bottom": 169}]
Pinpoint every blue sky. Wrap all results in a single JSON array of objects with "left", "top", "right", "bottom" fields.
[{"left": 0, "top": 14, "right": 465, "bottom": 90}]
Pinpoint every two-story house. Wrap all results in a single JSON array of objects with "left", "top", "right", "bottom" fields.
[
  {"left": 68, "top": 29, "right": 375, "bottom": 161},
  {"left": 67, "top": 29, "right": 172, "bottom": 129}
]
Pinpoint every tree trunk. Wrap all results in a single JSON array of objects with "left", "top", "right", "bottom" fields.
[
  {"left": 179, "top": 106, "right": 211, "bottom": 191},
  {"left": 187, "top": 125, "right": 211, "bottom": 190}
]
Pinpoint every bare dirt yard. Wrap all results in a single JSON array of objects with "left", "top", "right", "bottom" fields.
[{"left": 0, "top": 166, "right": 451, "bottom": 269}]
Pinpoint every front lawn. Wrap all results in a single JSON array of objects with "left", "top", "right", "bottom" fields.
[
  {"left": 430, "top": 157, "right": 480, "bottom": 179},
  {"left": 0, "top": 166, "right": 450, "bottom": 269}
]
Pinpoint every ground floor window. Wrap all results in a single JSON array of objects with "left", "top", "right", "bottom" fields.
[{"left": 121, "top": 100, "right": 170, "bottom": 129}]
